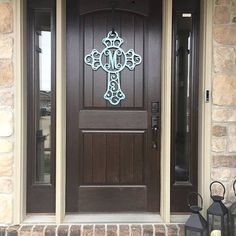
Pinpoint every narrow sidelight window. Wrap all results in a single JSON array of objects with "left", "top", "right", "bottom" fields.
[
  {"left": 171, "top": 0, "right": 200, "bottom": 212},
  {"left": 27, "top": 0, "right": 56, "bottom": 213}
]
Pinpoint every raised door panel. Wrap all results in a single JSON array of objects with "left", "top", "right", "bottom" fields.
[{"left": 80, "top": 132, "right": 145, "bottom": 185}]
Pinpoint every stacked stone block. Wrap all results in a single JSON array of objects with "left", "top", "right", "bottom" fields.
[{"left": 212, "top": 0, "right": 236, "bottom": 203}]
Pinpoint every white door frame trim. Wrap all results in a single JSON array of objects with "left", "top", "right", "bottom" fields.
[
  {"left": 160, "top": 0, "right": 172, "bottom": 223},
  {"left": 14, "top": 0, "right": 212, "bottom": 224},
  {"left": 14, "top": 0, "right": 27, "bottom": 224}
]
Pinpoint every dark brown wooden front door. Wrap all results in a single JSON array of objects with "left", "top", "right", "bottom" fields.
[{"left": 66, "top": 0, "right": 162, "bottom": 213}]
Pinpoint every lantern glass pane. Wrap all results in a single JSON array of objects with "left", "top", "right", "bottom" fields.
[
  {"left": 208, "top": 214, "right": 222, "bottom": 232},
  {"left": 232, "top": 217, "right": 236, "bottom": 235},
  {"left": 186, "top": 229, "right": 201, "bottom": 236},
  {"left": 234, "top": 218, "right": 236, "bottom": 233},
  {"left": 223, "top": 214, "right": 228, "bottom": 235}
]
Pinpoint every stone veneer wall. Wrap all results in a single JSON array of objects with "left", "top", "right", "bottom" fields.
[
  {"left": 0, "top": 0, "right": 14, "bottom": 224},
  {"left": 212, "top": 0, "right": 236, "bottom": 204}
]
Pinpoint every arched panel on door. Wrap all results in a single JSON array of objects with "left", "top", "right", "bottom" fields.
[{"left": 79, "top": 0, "right": 149, "bottom": 16}]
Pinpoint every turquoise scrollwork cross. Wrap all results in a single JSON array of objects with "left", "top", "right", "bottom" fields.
[{"left": 84, "top": 31, "right": 142, "bottom": 105}]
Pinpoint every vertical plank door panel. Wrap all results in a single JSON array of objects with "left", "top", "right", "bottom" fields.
[{"left": 66, "top": 0, "right": 162, "bottom": 213}]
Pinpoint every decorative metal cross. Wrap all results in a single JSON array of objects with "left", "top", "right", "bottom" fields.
[{"left": 84, "top": 31, "right": 142, "bottom": 105}]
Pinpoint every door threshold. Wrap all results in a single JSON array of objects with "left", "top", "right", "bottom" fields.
[
  {"left": 24, "top": 213, "right": 162, "bottom": 224},
  {"left": 24, "top": 214, "right": 56, "bottom": 224},
  {"left": 64, "top": 213, "right": 163, "bottom": 224},
  {"left": 23, "top": 213, "right": 189, "bottom": 224}
]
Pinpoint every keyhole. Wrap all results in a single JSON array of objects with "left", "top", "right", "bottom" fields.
[{"left": 131, "top": 0, "right": 135, "bottom": 4}]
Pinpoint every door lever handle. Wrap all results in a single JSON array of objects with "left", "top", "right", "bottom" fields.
[
  {"left": 151, "top": 101, "right": 159, "bottom": 150},
  {"left": 152, "top": 125, "right": 158, "bottom": 149}
]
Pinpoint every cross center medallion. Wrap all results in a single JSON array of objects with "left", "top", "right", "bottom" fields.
[{"left": 84, "top": 31, "right": 142, "bottom": 106}]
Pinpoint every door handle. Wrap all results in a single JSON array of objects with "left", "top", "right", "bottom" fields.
[
  {"left": 151, "top": 102, "right": 159, "bottom": 150},
  {"left": 152, "top": 125, "right": 158, "bottom": 149}
]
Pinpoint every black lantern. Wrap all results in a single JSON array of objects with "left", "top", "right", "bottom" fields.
[
  {"left": 229, "top": 180, "right": 236, "bottom": 236},
  {"left": 207, "top": 181, "right": 229, "bottom": 235},
  {"left": 185, "top": 192, "right": 208, "bottom": 236}
]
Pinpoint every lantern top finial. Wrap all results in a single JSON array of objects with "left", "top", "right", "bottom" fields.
[
  {"left": 207, "top": 181, "right": 228, "bottom": 216},
  {"left": 188, "top": 192, "right": 203, "bottom": 213},
  {"left": 185, "top": 192, "right": 208, "bottom": 232},
  {"left": 233, "top": 179, "right": 236, "bottom": 197},
  {"left": 210, "top": 181, "right": 225, "bottom": 202}
]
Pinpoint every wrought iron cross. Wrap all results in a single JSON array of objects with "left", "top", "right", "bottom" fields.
[{"left": 84, "top": 31, "right": 142, "bottom": 105}]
